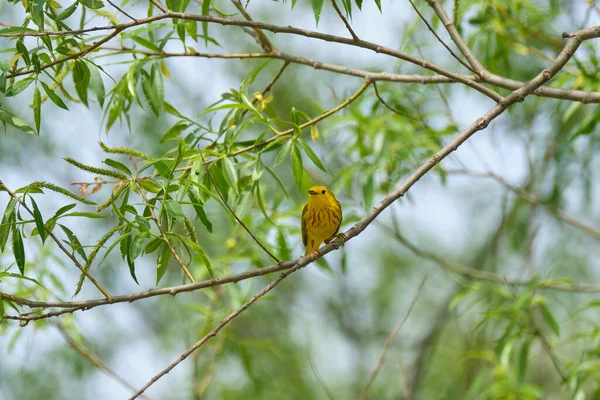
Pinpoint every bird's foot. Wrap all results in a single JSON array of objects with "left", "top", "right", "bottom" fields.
[{"left": 326, "top": 232, "right": 348, "bottom": 249}]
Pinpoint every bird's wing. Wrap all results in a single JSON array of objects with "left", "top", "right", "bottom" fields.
[
  {"left": 326, "top": 200, "right": 343, "bottom": 243},
  {"left": 301, "top": 204, "right": 308, "bottom": 246}
]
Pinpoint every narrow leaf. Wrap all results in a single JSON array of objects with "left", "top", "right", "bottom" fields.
[
  {"left": 30, "top": 197, "right": 46, "bottom": 243},
  {"left": 298, "top": 138, "right": 327, "bottom": 172},
  {"left": 12, "top": 227, "right": 25, "bottom": 274},
  {"left": 40, "top": 81, "right": 69, "bottom": 110},
  {"left": 33, "top": 86, "right": 41, "bottom": 133},
  {"left": 291, "top": 144, "right": 303, "bottom": 193}
]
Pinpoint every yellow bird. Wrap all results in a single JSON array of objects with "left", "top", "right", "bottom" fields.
[{"left": 301, "top": 185, "right": 344, "bottom": 256}]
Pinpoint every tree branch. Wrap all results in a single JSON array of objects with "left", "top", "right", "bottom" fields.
[
  {"left": 331, "top": 0, "right": 359, "bottom": 41},
  {"left": 2, "top": 11, "right": 501, "bottom": 101},
  {"left": 427, "top": 0, "right": 487, "bottom": 75},
  {"left": 407, "top": 0, "right": 477, "bottom": 74}
]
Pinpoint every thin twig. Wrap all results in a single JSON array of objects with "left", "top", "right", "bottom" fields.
[
  {"left": 372, "top": 81, "right": 420, "bottom": 121},
  {"left": 0, "top": 180, "right": 111, "bottom": 299},
  {"left": 407, "top": 0, "right": 476, "bottom": 74},
  {"left": 331, "top": 0, "right": 359, "bottom": 41},
  {"left": 106, "top": 0, "right": 137, "bottom": 22},
  {"left": 150, "top": 0, "right": 169, "bottom": 13},
  {"left": 427, "top": 0, "right": 486, "bottom": 75},
  {"left": 361, "top": 275, "right": 428, "bottom": 398},
  {"left": 200, "top": 153, "right": 280, "bottom": 263},
  {"left": 230, "top": 0, "right": 274, "bottom": 52}
]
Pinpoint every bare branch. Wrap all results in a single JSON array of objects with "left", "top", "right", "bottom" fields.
[
  {"left": 98, "top": 46, "right": 600, "bottom": 103},
  {"left": 407, "top": 0, "right": 477, "bottom": 74},
  {"left": 427, "top": 0, "right": 487, "bottom": 75},
  {"left": 106, "top": 0, "right": 138, "bottom": 22},
  {"left": 230, "top": 0, "right": 274, "bottom": 52},
  {"left": 331, "top": 0, "right": 359, "bottom": 41},
  {"left": 2, "top": 11, "right": 501, "bottom": 101}
]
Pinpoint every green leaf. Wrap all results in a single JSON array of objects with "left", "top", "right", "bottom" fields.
[
  {"left": 201, "top": 0, "right": 211, "bottom": 46},
  {"left": 142, "top": 66, "right": 163, "bottom": 116},
  {"left": 144, "top": 237, "right": 163, "bottom": 254},
  {"left": 5, "top": 78, "right": 34, "bottom": 97},
  {"left": 156, "top": 243, "right": 170, "bottom": 285},
  {"left": 164, "top": 102, "right": 184, "bottom": 118},
  {"left": 152, "top": 62, "right": 164, "bottom": 111},
  {"left": 57, "top": 2, "right": 78, "bottom": 20},
  {"left": 126, "top": 252, "right": 139, "bottom": 284},
  {"left": 373, "top": 0, "right": 382, "bottom": 11},
  {"left": 517, "top": 340, "right": 530, "bottom": 382},
  {"left": 175, "top": 234, "right": 214, "bottom": 277},
  {"left": 88, "top": 63, "right": 106, "bottom": 107},
  {"left": 273, "top": 140, "right": 292, "bottom": 167},
  {"left": 129, "top": 232, "right": 148, "bottom": 261},
  {"left": 73, "top": 59, "right": 91, "bottom": 107},
  {"left": 161, "top": 121, "right": 189, "bottom": 143},
  {"left": 104, "top": 158, "right": 132, "bottom": 176},
  {"left": 0, "top": 27, "right": 36, "bottom": 35},
  {"left": 298, "top": 138, "right": 327, "bottom": 172},
  {"left": 39, "top": 81, "right": 69, "bottom": 110},
  {"left": 60, "top": 224, "right": 88, "bottom": 262},
  {"left": 539, "top": 304, "right": 560, "bottom": 336},
  {"left": 12, "top": 227, "right": 25, "bottom": 274},
  {"left": 188, "top": 189, "right": 212, "bottom": 233},
  {"left": 166, "top": 199, "right": 185, "bottom": 222},
  {"left": 171, "top": 138, "right": 185, "bottom": 175},
  {"left": 0, "top": 198, "right": 17, "bottom": 253},
  {"left": 30, "top": 197, "right": 46, "bottom": 243},
  {"left": 291, "top": 144, "right": 303, "bottom": 193},
  {"left": 131, "top": 35, "right": 161, "bottom": 52},
  {"left": 0, "top": 108, "right": 37, "bottom": 136},
  {"left": 52, "top": 203, "right": 77, "bottom": 220},
  {"left": 62, "top": 212, "right": 108, "bottom": 219},
  {"left": 311, "top": 0, "right": 324, "bottom": 24},
  {"left": 221, "top": 158, "right": 239, "bottom": 195},
  {"left": 33, "top": 86, "right": 41, "bottom": 133},
  {"left": 81, "top": 0, "right": 104, "bottom": 9}
]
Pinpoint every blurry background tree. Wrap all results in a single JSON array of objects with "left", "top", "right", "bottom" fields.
[{"left": 1, "top": 0, "right": 600, "bottom": 398}]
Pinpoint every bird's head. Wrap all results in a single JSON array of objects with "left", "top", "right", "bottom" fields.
[{"left": 307, "top": 185, "right": 336, "bottom": 205}]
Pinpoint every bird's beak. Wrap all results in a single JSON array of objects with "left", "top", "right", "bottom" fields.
[{"left": 308, "top": 189, "right": 317, "bottom": 195}]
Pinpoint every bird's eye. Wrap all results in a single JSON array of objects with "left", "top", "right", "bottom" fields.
[{"left": 321, "top": 190, "right": 326, "bottom": 194}]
